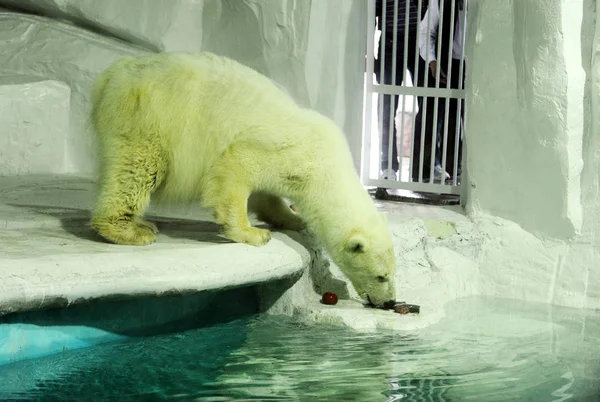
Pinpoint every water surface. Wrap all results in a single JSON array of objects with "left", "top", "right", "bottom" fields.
[{"left": 1, "top": 296, "right": 599, "bottom": 401}]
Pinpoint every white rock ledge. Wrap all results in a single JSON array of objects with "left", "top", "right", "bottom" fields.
[
  {"left": 9, "top": 174, "right": 576, "bottom": 335},
  {"left": 0, "top": 175, "right": 311, "bottom": 316},
  {"left": 0, "top": 175, "right": 483, "bottom": 333}
]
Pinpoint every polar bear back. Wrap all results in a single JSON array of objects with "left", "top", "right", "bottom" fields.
[{"left": 91, "top": 52, "right": 305, "bottom": 203}]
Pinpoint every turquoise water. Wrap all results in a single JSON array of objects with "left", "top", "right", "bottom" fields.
[{"left": 1, "top": 296, "right": 599, "bottom": 401}]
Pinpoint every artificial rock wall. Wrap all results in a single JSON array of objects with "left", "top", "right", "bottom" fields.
[
  {"left": 464, "top": 0, "right": 584, "bottom": 241},
  {"left": 463, "top": 0, "right": 599, "bottom": 309},
  {"left": 0, "top": 0, "right": 366, "bottom": 176}
]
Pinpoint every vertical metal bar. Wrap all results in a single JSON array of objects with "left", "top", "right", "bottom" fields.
[
  {"left": 377, "top": 90, "right": 385, "bottom": 179},
  {"left": 361, "top": 0, "right": 376, "bottom": 182},
  {"left": 429, "top": 0, "right": 447, "bottom": 184},
  {"left": 378, "top": 0, "right": 387, "bottom": 179},
  {"left": 433, "top": 1, "right": 444, "bottom": 90},
  {"left": 440, "top": 0, "right": 457, "bottom": 186},
  {"left": 408, "top": 92, "right": 418, "bottom": 182},
  {"left": 397, "top": 94, "right": 408, "bottom": 181},
  {"left": 417, "top": 0, "right": 433, "bottom": 183},
  {"left": 401, "top": 0, "right": 410, "bottom": 83},
  {"left": 397, "top": 0, "right": 411, "bottom": 182},
  {"left": 380, "top": 0, "right": 387, "bottom": 89},
  {"left": 408, "top": 0, "right": 425, "bottom": 181},
  {"left": 453, "top": 0, "right": 467, "bottom": 186},
  {"left": 387, "top": 0, "right": 400, "bottom": 179}
]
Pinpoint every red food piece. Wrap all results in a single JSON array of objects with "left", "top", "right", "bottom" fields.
[{"left": 321, "top": 292, "right": 338, "bottom": 305}]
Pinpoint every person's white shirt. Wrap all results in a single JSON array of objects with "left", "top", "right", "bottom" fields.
[{"left": 419, "top": 0, "right": 466, "bottom": 63}]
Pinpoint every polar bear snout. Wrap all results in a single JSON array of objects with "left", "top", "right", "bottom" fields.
[
  {"left": 366, "top": 294, "right": 397, "bottom": 309},
  {"left": 382, "top": 300, "right": 397, "bottom": 309},
  {"left": 360, "top": 276, "right": 397, "bottom": 309}
]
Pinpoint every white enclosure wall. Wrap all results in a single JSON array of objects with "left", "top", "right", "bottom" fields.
[
  {"left": 0, "top": 0, "right": 367, "bottom": 175},
  {"left": 463, "top": 0, "right": 599, "bottom": 307},
  {"left": 464, "top": 0, "right": 583, "bottom": 241}
]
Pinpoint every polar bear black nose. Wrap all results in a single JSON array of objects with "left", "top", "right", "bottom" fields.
[{"left": 383, "top": 300, "right": 396, "bottom": 309}]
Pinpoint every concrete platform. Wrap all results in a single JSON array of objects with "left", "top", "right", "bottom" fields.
[{"left": 0, "top": 175, "right": 311, "bottom": 317}]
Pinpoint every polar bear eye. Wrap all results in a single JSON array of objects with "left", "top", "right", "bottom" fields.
[{"left": 376, "top": 275, "right": 388, "bottom": 283}]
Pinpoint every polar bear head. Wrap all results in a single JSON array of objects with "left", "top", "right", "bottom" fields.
[{"left": 333, "top": 214, "right": 397, "bottom": 308}]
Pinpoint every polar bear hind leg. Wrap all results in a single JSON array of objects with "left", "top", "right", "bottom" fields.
[{"left": 248, "top": 192, "right": 304, "bottom": 231}]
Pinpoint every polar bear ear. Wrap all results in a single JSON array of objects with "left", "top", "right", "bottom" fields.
[{"left": 345, "top": 233, "right": 368, "bottom": 254}]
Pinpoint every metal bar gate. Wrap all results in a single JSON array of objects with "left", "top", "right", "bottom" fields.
[{"left": 362, "top": 0, "right": 468, "bottom": 196}]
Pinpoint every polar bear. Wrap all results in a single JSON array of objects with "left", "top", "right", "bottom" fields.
[{"left": 90, "top": 52, "right": 397, "bottom": 308}]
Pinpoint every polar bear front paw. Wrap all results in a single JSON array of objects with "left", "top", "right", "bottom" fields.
[
  {"left": 135, "top": 218, "right": 159, "bottom": 235},
  {"left": 224, "top": 226, "right": 272, "bottom": 246}
]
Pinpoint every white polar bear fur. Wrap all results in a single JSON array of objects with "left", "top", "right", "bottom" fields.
[{"left": 89, "top": 51, "right": 397, "bottom": 307}]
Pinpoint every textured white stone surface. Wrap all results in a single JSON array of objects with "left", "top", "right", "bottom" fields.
[
  {"left": 1, "top": 174, "right": 598, "bottom": 332},
  {"left": 261, "top": 202, "right": 479, "bottom": 332},
  {"left": 261, "top": 198, "right": 600, "bottom": 333},
  {"left": 0, "top": 12, "right": 149, "bottom": 176},
  {"left": 464, "top": 0, "right": 583, "bottom": 240},
  {"left": 0, "top": 176, "right": 310, "bottom": 316},
  {"left": 0, "top": 1, "right": 367, "bottom": 172},
  {"left": 462, "top": 0, "right": 599, "bottom": 309},
  {"left": 0, "top": 78, "right": 70, "bottom": 175},
  {"left": 0, "top": 0, "right": 206, "bottom": 52},
  {"left": 0, "top": 175, "right": 476, "bottom": 332}
]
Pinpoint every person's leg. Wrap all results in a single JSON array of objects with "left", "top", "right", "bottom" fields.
[
  {"left": 409, "top": 41, "right": 438, "bottom": 182},
  {"left": 440, "top": 99, "right": 458, "bottom": 179},
  {"left": 404, "top": 33, "right": 423, "bottom": 180},
  {"left": 378, "top": 91, "right": 401, "bottom": 175},
  {"left": 435, "top": 120, "right": 443, "bottom": 166},
  {"left": 457, "top": 98, "right": 464, "bottom": 178},
  {"left": 411, "top": 94, "right": 440, "bottom": 182},
  {"left": 457, "top": 60, "right": 466, "bottom": 178},
  {"left": 411, "top": 97, "right": 437, "bottom": 182},
  {"left": 411, "top": 98, "right": 424, "bottom": 180},
  {"left": 439, "top": 59, "right": 464, "bottom": 179},
  {"left": 376, "top": 38, "right": 405, "bottom": 178}
]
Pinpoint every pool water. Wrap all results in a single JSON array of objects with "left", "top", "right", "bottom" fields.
[{"left": 1, "top": 296, "right": 599, "bottom": 401}]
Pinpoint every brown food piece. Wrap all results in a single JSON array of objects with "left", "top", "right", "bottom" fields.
[
  {"left": 394, "top": 305, "right": 410, "bottom": 314},
  {"left": 393, "top": 302, "right": 420, "bottom": 314},
  {"left": 321, "top": 292, "right": 338, "bottom": 305}
]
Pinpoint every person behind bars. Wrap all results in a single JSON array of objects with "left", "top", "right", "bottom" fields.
[
  {"left": 374, "top": 0, "right": 428, "bottom": 181},
  {"left": 413, "top": 0, "right": 466, "bottom": 183}
]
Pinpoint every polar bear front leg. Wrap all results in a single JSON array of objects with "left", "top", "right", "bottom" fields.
[
  {"left": 211, "top": 187, "right": 272, "bottom": 246},
  {"left": 204, "top": 173, "right": 272, "bottom": 247}
]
